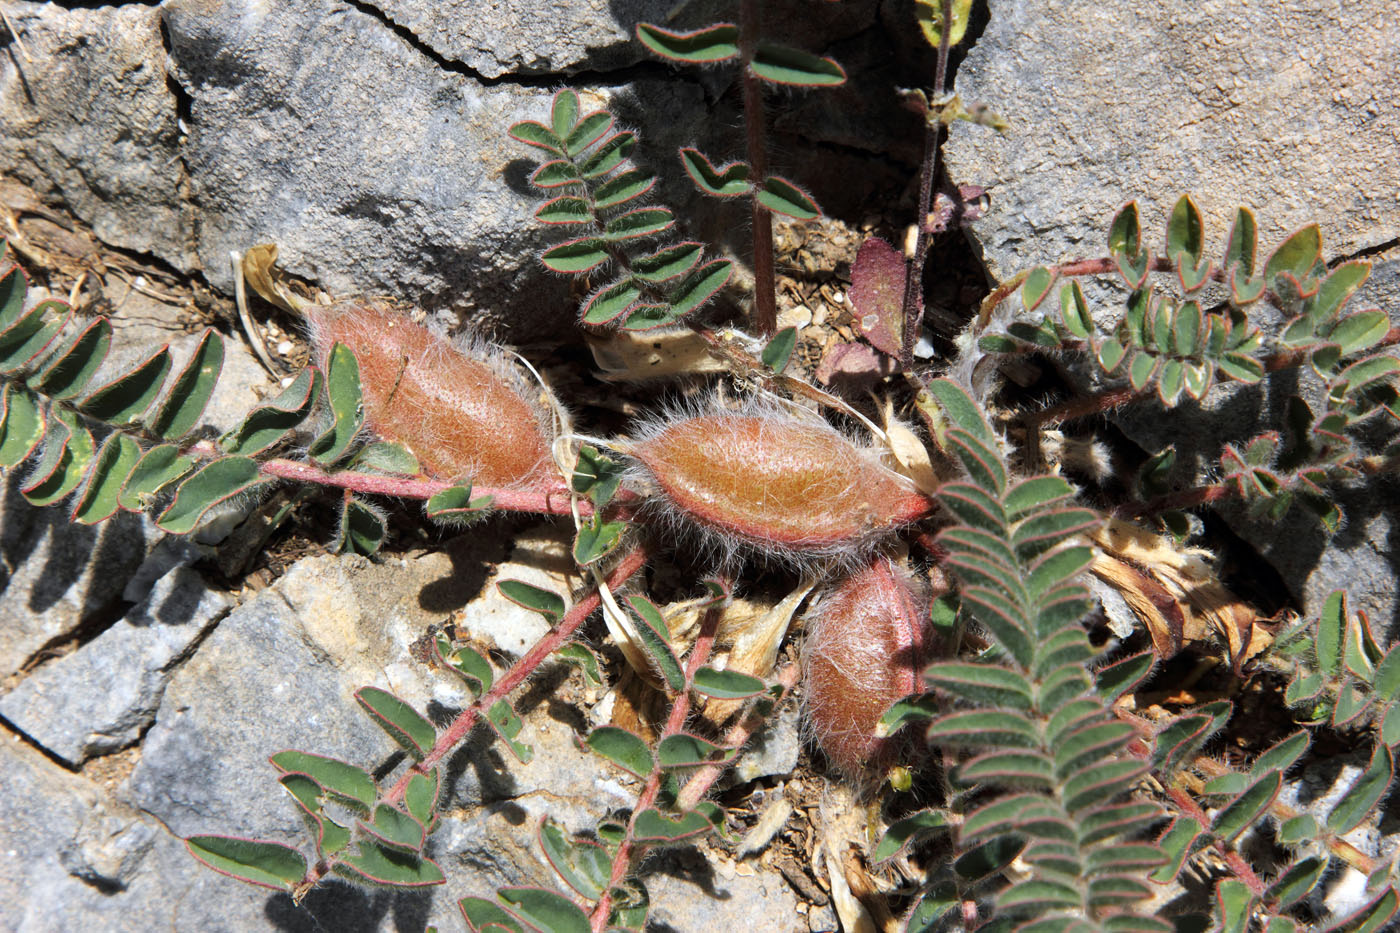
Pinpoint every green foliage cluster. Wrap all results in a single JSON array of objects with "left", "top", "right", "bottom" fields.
[{"left": 4, "top": 3, "right": 1400, "bottom": 932}]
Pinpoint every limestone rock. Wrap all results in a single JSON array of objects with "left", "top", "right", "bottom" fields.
[
  {"left": 944, "top": 0, "right": 1400, "bottom": 280},
  {"left": 0, "top": 3, "right": 194, "bottom": 269},
  {"left": 0, "top": 568, "right": 231, "bottom": 766}
]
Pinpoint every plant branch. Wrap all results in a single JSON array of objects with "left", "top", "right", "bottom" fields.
[
  {"left": 294, "top": 546, "right": 649, "bottom": 892},
  {"left": 740, "top": 0, "right": 776, "bottom": 337},
  {"left": 899, "top": 0, "right": 953, "bottom": 368},
  {"left": 590, "top": 602, "right": 724, "bottom": 930}
]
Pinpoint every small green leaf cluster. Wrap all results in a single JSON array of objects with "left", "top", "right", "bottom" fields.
[
  {"left": 1272, "top": 590, "right": 1400, "bottom": 742},
  {"left": 885, "top": 379, "right": 1170, "bottom": 931},
  {"left": 510, "top": 89, "right": 734, "bottom": 330},
  {"left": 981, "top": 196, "right": 1396, "bottom": 416}
]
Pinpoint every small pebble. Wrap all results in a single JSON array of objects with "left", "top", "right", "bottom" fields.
[{"left": 276, "top": 340, "right": 293, "bottom": 355}]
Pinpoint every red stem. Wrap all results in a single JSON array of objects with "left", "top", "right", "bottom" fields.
[
  {"left": 740, "top": 0, "right": 776, "bottom": 338},
  {"left": 899, "top": 0, "right": 953, "bottom": 368},
  {"left": 590, "top": 603, "right": 725, "bottom": 930}
]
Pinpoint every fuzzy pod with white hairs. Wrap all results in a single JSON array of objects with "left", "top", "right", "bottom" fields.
[
  {"left": 622, "top": 395, "right": 933, "bottom": 570},
  {"left": 802, "top": 555, "right": 932, "bottom": 781},
  {"left": 301, "top": 300, "right": 558, "bottom": 485}
]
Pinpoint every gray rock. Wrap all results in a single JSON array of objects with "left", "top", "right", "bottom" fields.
[
  {"left": 160, "top": 0, "right": 578, "bottom": 338},
  {"left": 944, "top": 0, "right": 1400, "bottom": 281},
  {"left": 647, "top": 850, "right": 803, "bottom": 931},
  {"left": 0, "top": 3, "right": 194, "bottom": 270},
  {"left": 946, "top": 0, "right": 1400, "bottom": 624},
  {"left": 732, "top": 702, "right": 801, "bottom": 784},
  {"left": 0, "top": 734, "right": 420, "bottom": 932},
  {"left": 0, "top": 472, "right": 161, "bottom": 678},
  {"left": 372, "top": 0, "right": 674, "bottom": 78},
  {"left": 0, "top": 568, "right": 231, "bottom": 766}
]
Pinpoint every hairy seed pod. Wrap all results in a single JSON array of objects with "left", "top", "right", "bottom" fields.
[
  {"left": 802, "top": 556, "right": 931, "bottom": 780},
  {"left": 628, "top": 406, "right": 930, "bottom": 564},
  {"left": 303, "top": 301, "right": 555, "bottom": 485}
]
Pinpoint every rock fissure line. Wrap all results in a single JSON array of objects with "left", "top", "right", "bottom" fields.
[{"left": 339, "top": 0, "right": 700, "bottom": 91}]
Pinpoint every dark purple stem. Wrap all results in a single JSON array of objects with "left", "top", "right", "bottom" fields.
[{"left": 740, "top": 0, "right": 776, "bottom": 337}]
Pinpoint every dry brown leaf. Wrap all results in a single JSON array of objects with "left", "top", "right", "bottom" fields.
[
  {"left": 240, "top": 243, "right": 318, "bottom": 314},
  {"left": 1090, "top": 518, "right": 1269, "bottom": 670}
]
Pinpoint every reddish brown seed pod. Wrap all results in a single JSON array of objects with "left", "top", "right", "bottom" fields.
[
  {"left": 802, "top": 556, "right": 931, "bottom": 781},
  {"left": 628, "top": 405, "right": 931, "bottom": 564},
  {"left": 303, "top": 300, "right": 555, "bottom": 485}
]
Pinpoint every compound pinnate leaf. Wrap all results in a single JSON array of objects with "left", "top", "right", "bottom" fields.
[
  {"left": 335, "top": 840, "right": 444, "bottom": 887},
  {"left": 155, "top": 456, "right": 270, "bottom": 534},
  {"left": 185, "top": 836, "right": 306, "bottom": 891},
  {"left": 756, "top": 175, "right": 820, "bottom": 220},
  {"left": 71, "top": 431, "right": 141, "bottom": 525},
  {"left": 270, "top": 749, "right": 376, "bottom": 812},
  {"left": 750, "top": 41, "right": 845, "bottom": 86},
  {"left": 23, "top": 407, "right": 94, "bottom": 507},
  {"left": 1326, "top": 743, "right": 1394, "bottom": 834},
  {"left": 1211, "top": 771, "right": 1281, "bottom": 841},
  {"left": 150, "top": 329, "right": 225, "bottom": 439},
  {"left": 555, "top": 644, "right": 603, "bottom": 686},
  {"left": 572, "top": 444, "right": 624, "bottom": 507},
  {"left": 495, "top": 887, "right": 591, "bottom": 933},
  {"left": 404, "top": 771, "right": 439, "bottom": 826},
  {"left": 221, "top": 366, "right": 321, "bottom": 456},
  {"left": 1059, "top": 280, "right": 1092, "bottom": 338},
  {"left": 625, "top": 594, "right": 685, "bottom": 690},
  {"left": 461, "top": 898, "right": 526, "bottom": 933},
  {"left": 539, "top": 820, "right": 609, "bottom": 900},
  {"left": 581, "top": 279, "right": 641, "bottom": 326},
  {"left": 691, "top": 666, "right": 764, "bottom": 699},
  {"left": 355, "top": 686, "right": 436, "bottom": 760},
  {"left": 1021, "top": 266, "right": 1055, "bottom": 313},
  {"left": 118, "top": 443, "right": 195, "bottom": 512},
  {"left": 508, "top": 120, "right": 564, "bottom": 154},
  {"left": 604, "top": 207, "right": 674, "bottom": 241},
  {"left": 666, "top": 258, "right": 733, "bottom": 318},
  {"left": 309, "top": 342, "right": 364, "bottom": 466},
  {"left": 636, "top": 22, "right": 740, "bottom": 62},
  {"left": 579, "top": 132, "right": 637, "bottom": 178},
  {"left": 573, "top": 514, "right": 624, "bottom": 565},
  {"left": 80, "top": 345, "right": 172, "bottom": 424},
  {"left": 550, "top": 90, "right": 580, "bottom": 138},
  {"left": 535, "top": 196, "right": 591, "bottom": 225},
  {"left": 925, "top": 663, "right": 1033, "bottom": 709},
  {"left": 29, "top": 316, "right": 111, "bottom": 400},
  {"left": 360, "top": 803, "right": 427, "bottom": 852},
  {"left": 564, "top": 110, "right": 613, "bottom": 157},
  {"left": 592, "top": 169, "right": 655, "bottom": 210},
  {"left": 678, "top": 148, "right": 750, "bottom": 197},
  {"left": 1264, "top": 223, "right": 1322, "bottom": 291},
  {"left": 542, "top": 237, "right": 610, "bottom": 274},
  {"left": 761, "top": 326, "right": 797, "bottom": 373},
  {"left": 496, "top": 579, "right": 566, "bottom": 622},
  {"left": 487, "top": 699, "right": 533, "bottom": 763},
  {"left": 585, "top": 725, "right": 654, "bottom": 777},
  {"left": 657, "top": 733, "right": 731, "bottom": 768},
  {"left": 631, "top": 241, "right": 703, "bottom": 283},
  {"left": 633, "top": 808, "right": 713, "bottom": 841},
  {"left": 874, "top": 810, "right": 949, "bottom": 862},
  {"left": 0, "top": 382, "right": 44, "bottom": 467},
  {"left": 1166, "top": 194, "right": 1205, "bottom": 265}
]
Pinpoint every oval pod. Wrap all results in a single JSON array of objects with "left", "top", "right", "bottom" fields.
[
  {"left": 303, "top": 301, "right": 555, "bottom": 485},
  {"left": 629, "top": 407, "right": 930, "bottom": 564},
  {"left": 803, "top": 556, "right": 931, "bottom": 781}
]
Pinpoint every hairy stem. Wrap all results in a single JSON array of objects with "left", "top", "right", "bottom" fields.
[
  {"left": 740, "top": 0, "right": 776, "bottom": 337},
  {"left": 899, "top": 0, "right": 953, "bottom": 368},
  {"left": 590, "top": 603, "right": 723, "bottom": 930},
  {"left": 295, "top": 546, "right": 648, "bottom": 892}
]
